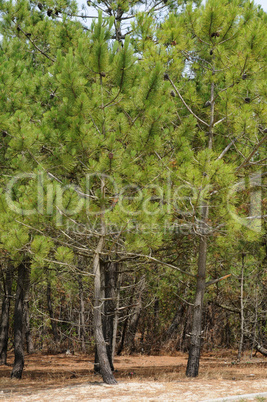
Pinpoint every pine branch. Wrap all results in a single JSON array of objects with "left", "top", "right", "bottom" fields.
[
  {"left": 216, "top": 137, "right": 238, "bottom": 160},
  {"left": 166, "top": 75, "right": 209, "bottom": 127},
  {"left": 18, "top": 25, "right": 55, "bottom": 63},
  {"left": 113, "top": 252, "right": 196, "bottom": 278},
  {"left": 236, "top": 134, "right": 267, "bottom": 171}
]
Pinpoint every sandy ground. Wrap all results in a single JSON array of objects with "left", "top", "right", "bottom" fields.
[
  {"left": 0, "top": 352, "right": 266, "bottom": 401},
  {"left": 1, "top": 379, "right": 267, "bottom": 401}
]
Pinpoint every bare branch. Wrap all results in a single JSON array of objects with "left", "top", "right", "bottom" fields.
[
  {"left": 167, "top": 75, "right": 209, "bottom": 127},
  {"left": 236, "top": 135, "right": 267, "bottom": 171},
  {"left": 205, "top": 273, "right": 231, "bottom": 288},
  {"left": 216, "top": 137, "right": 237, "bottom": 160},
  {"left": 18, "top": 26, "right": 55, "bottom": 63}
]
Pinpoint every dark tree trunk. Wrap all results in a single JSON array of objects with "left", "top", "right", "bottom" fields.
[
  {"left": 23, "top": 265, "right": 34, "bottom": 354},
  {"left": 0, "top": 262, "right": 13, "bottom": 365},
  {"left": 46, "top": 279, "right": 59, "bottom": 344},
  {"left": 93, "top": 238, "right": 117, "bottom": 384},
  {"left": 255, "top": 342, "right": 267, "bottom": 356},
  {"left": 78, "top": 274, "right": 86, "bottom": 352},
  {"left": 23, "top": 300, "right": 34, "bottom": 354},
  {"left": 112, "top": 271, "right": 120, "bottom": 359},
  {"left": 117, "top": 315, "right": 128, "bottom": 356},
  {"left": 186, "top": 203, "right": 209, "bottom": 377},
  {"left": 165, "top": 304, "right": 185, "bottom": 340},
  {"left": 250, "top": 285, "right": 258, "bottom": 359},
  {"left": 186, "top": 72, "right": 214, "bottom": 377},
  {"left": 94, "top": 262, "right": 105, "bottom": 374},
  {"left": 103, "top": 261, "right": 118, "bottom": 371},
  {"left": 125, "top": 275, "right": 146, "bottom": 353},
  {"left": 11, "top": 262, "right": 30, "bottom": 379},
  {"left": 237, "top": 254, "right": 245, "bottom": 361},
  {"left": 117, "top": 276, "right": 134, "bottom": 356}
]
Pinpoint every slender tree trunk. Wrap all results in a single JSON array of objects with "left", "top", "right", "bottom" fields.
[
  {"left": 165, "top": 303, "right": 186, "bottom": 340},
  {"left": 112, "top": 271, "right": 121, "bottom": 359},
  {"left": 250, "top": 285, "right": 258, "bottom": 359},
  {"left": 46, "top": 279, "right": 59, "bottom": 344},
  {"left": 94, "top": 262, "right": 105, "bottom": 373},
  {"left": 125, "top": 275, "right": 146, "bottom": 354},
  {"left": 117, "top": 315, "right": 128, "bottom": 356},
  {"left": 93, "top": 177, "right": 116, "bottom": 384},
  {"left": 117, "top": 274, "right": 134, "bottom": 356},
  {"left": 23, "top": 299, "right": 34, "bottom": 354},
  {"left": 103, "top": 261, "right": 118, "bottom": 371},
  {"left": 0, "top": 262, "right": 13, "bottom": 365},
  {"left": 93, "top": 238, "right": 117, "bottom": 384},
  {"left": 11, "top": 262, "right": 30, "bottom": 379},
  {"left": 23, "top": 265, "right": 34, "bottom": 354},
  {"left": 186, "top": 202, "right": 209, "bottom": 377},
  {"left": 237, "top": 254, "right": 245, "bottom": 361},
  {"left": 78, "top": 274, "right": 86, "bottom": 352},
  {"left": 186, "top": 71, "right": 215, "bottom": 377}
]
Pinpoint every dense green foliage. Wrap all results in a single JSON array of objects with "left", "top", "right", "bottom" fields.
[{"left": 0, "top": 0, "right": 266, "bottom": 380}]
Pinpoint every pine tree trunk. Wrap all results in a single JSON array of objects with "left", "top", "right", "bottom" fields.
[
  {"left": 0, "top": 262, "right": 13, "bottom": 365},
  {"left": 186, "top": 203, "right": 209, "bottom": 377},
  {"left": 78, "top": 274, "right": 86, "bottom": 352},
  {"left": 112, "top": 271, "right": 120, "bottom": 359},
  {"left": 11, "top": 262, "right": 29, "bottom": 379},
  {"left": 23, "top": 299, "right": 34, "bottom": 354},
  {"left": 250, "top": 286, "right": 258, "bottom": 359},
  {"left": 237, "top": 254, "right": 245, "bottom": 361},
  {"left": 46, "top": 279, "right": 59, "bottom": 344},
  {"left": 165, "top": 304, "right": 186, "bottom": 340},
  {"left": 186, "top": 72, "right": 215, "bottom": 377},
  {"left": 93, "top": 238, "right": 117, "bottom": 384},
  {"left": 94, "top": 263, "right": 105, "bottom": 373},
  {"left": 103, "top": 261, "right": 118, "bottom": 371},
  {"left": 117, "top": 314, "right": 128, "bottom": 356},
  {"left": 117, "top": 275, "right": 133, "bottom": 356},
  {"left": 125, "top": 275, "right": 146, "bottom": 353},
  {"left": 23, "top": 265, "right": 34, "bottom": 354}
]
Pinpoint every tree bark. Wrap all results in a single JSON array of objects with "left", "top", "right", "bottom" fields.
[
  {"left": 165, "top": 304, "right": 186, "bottom": 340},
  {"left": 11, "top": 261, "right": 30, "bottom": 379},
  {"left": 0, "top": 262, "right": 13, "bottom": 365},
  {"left": 186, "top": 203, "right": 209, "bottom": 377},
  {"left": 237, "top": 254, "right": 245, "bottom": 361},
  {"left": 93, "top": 238, "right": 117, "bottom": 384},
  {"left": 250, "top": 286, "right": 258, "bottom": 359},
  {"left": 186, "top": 70, "right": 215, "bottom": 377},
  {"left": 117, "top": 314, "right": 128, "bottom": 356},
  {"left": 255, "top": 342, "right": 267, "bottom": 356},
  {"left": 125, "top": 275, "right": 146, "bottom": 354},
  {"left": 23, "top": 265, "right": 34, "bottom": 354},
  {"left": 94, "top": 262, "right": 105, "bottom": 373},
  {"left": 103, "top": 261, "right": 118, "bottom": 371},
  {"left": 112, "top": 271, "right": 120, "bottom": 359},
  {"left": 78, "top": 273, "right": 86, "bottom": 352},
  {"left": 46, "top": 279, "right": 59, "bottom": 344}
]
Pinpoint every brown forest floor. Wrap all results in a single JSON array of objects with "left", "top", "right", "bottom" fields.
[{"left": 0, "top": 350, "right": 266, "bottom": 401}]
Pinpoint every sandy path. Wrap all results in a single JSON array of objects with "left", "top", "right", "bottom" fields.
[{"left": 1, "top": 379, "right": 267, "bottom": 401}]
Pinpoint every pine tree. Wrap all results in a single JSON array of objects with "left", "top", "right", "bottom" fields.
[{"left": 159, "top": 0, "right": 266, "bottom": 376}]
